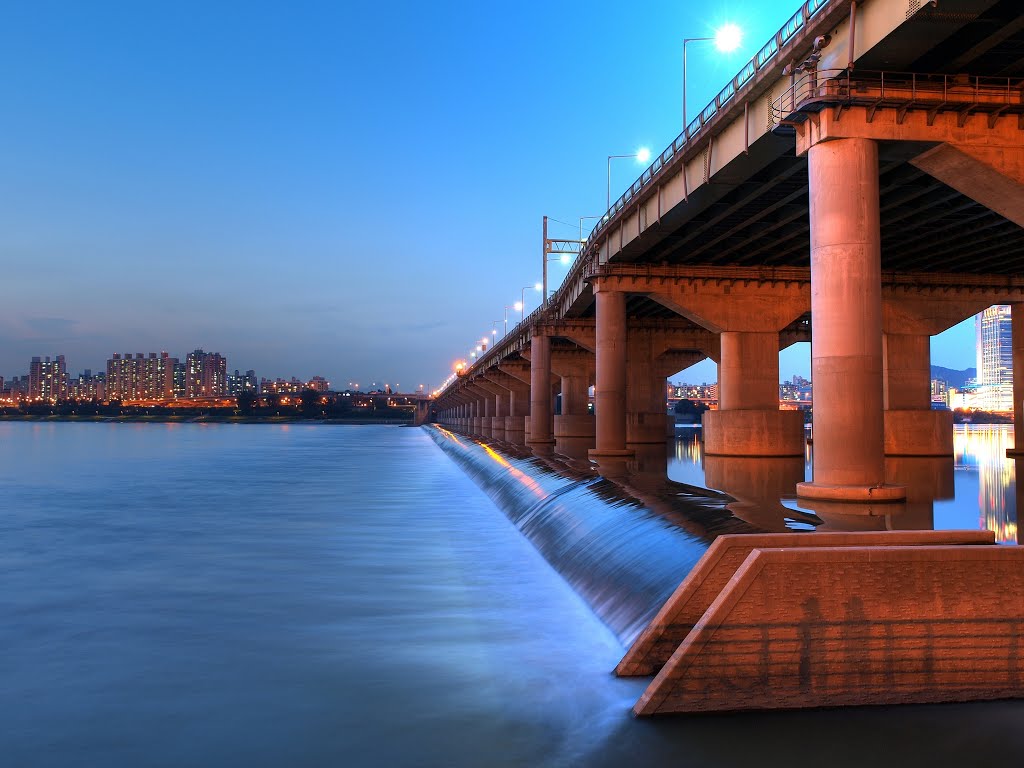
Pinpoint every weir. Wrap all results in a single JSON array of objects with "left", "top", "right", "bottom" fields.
[
  {"left": 425, "top": 425, "right": 754, "bottom": 643},
  {"left": 429, "top": 424, "right": 1024, "bottom": 715}
]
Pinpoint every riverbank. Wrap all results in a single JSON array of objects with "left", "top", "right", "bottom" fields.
[{"left": 0, "top": 413, "right": 413, "bottom": 425}]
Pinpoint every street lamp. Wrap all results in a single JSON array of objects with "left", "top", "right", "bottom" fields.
[
  {"left": 503, "top": 304, "right": 517, "bottom": 336},
  {"left": 520, "top": 284, "right": 542, "bottom": 322},
  {"left": 579, "top": 215, "right": 601, "bottom": 242},
  {"left": 683, "top": 24, "right": 742, "bottom": 133},
  {"left": 607, "top": 148, "right": 651, "bottom": 210}
]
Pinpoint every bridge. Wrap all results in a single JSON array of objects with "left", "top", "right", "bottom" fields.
[{"left": 433, "top": 0, "right": 1024, "bottom": 505}]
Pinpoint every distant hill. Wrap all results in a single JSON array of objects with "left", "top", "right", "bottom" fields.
[{"left": 931, "top": 365, "right": 975, "bottom": 389}]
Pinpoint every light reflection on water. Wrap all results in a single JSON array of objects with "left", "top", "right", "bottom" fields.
[{"left": 669, "top": 424, "right": 1018, "bottom": 544}]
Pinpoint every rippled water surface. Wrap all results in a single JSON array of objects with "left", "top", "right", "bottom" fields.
[{"left": 2, "top": 422, "right": 1023, "bottom": 767}]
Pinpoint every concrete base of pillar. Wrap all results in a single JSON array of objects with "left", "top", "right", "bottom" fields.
[
  {"left": 490, "top": 417, "right": 506, "bottom": 441},
  {"left": 554, "top": 414, "right": 596, "bottom": 440},
  {"left": 589, "top": 448, "right": 635, "bottom": 460},
  {"left": 504, "top": 416, "right": 525, "bottom": 445},
  {"left": 627, "top": 411, "right": 670, "bottom": 445},
  {"left": 471, "top": 417, "right": 482, "bottom": 435},
  {"left": 1007, "top": 449, "right": 1024, "bottom": 458},
  {"left": 554, "top": 437, "right": 593, "bottom": 461},
  {"left": 702, "top": 409, "right": 805, "bottom": 457},
  {"left": 884, "top": 409, "right": 953, "bottom": 456},
  {"left": 796, "top": 481, "right": 906, "bottom": 503}
]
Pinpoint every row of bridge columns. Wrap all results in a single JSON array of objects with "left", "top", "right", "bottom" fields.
[{"left": 437, "top": 130, "right": 1024, "bottom": 503}]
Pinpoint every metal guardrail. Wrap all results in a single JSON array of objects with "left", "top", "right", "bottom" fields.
[{"left": 772, "top": 69, "right": 1024, "bottom": 128}]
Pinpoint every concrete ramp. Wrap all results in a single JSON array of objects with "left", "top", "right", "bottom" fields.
[
  {"left": 617, "top": 530, "right": 994, "bottom": 678},
  {"left": 630, "top": 533, "right": 1024, "bottom": 716}
]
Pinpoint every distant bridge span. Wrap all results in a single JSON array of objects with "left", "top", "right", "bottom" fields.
[{"left": 435, "top": 0, "right": 1024, "bottom": 504}]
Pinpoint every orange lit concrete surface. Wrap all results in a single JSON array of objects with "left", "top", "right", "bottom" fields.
[{"left": 624, "top": 531, "right": 1024, "bottom": 716}]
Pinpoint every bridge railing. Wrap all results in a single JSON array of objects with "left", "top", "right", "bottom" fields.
[
  {"left": 584, "top": 0, "right": 836, "bottom": 252},
  {"left": 772, "top": 69, "right": 1024, "bottom": 127}
]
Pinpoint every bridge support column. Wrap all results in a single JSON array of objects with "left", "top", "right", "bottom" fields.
[
  {"left": 480, "top": 395, "right": 493, "bottom": 438},
  {"left": 528, "top": 333, "right": 556, "bottom": 448},
  {"left": 1011, "top": 305, "right": 1024, "bottom": 457},
  {"left": 798, "top": 137, "right": 903, "bottom": 502},
  {"left": 591, "top": 287, "right": 632, "bottom": 459},
  {"left": 704, "top": 331, "right": 804, "bottom": 457},
  {"left": 506, "top": 389, "right": 528, "bottom": 445},
  {"left": 625, "top": 332, "right": 669, "bottom": 446},
  {"left": 471, "top": 397, "right": 484, "bottom": 436},
  {"left": 490, "top": 389, "right": 508, "bottom": 441},
  {"left": 883, "top": 332, "right": 952, "bottom": 456},
  {"left": 551, "top": 347, "right": 595, "bottom": 458},
  {"left": 497, "top": 362, "right": 532, "bottom": 446}
]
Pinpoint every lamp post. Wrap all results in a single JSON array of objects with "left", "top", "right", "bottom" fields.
[
  {"left": 607, "top": 148, "right": 651, "bottom": 210},
  {"left": 683, "top": 24, "right": 742, "bottom": 133},
  {"left": 579, "top": 215, "right": 601, "bottom": 242},
  {"left": 542, "top": 215, "right": 587, "bottom": 308},
  {"left": 520, "top": 284, "right": 541, "bottom": 322}
]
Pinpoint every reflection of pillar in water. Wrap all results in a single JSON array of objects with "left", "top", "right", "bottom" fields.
[
  {"left": 704, "top": 455, "right": 807, "bottom": 532},
  {"left": 970, "top": 426, "right": 1017, "bottom": 544},
  {"left": 883, "top": 456, "right": 955, "bottom": 532}
]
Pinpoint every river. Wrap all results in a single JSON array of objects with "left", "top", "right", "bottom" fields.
[{"left": 1, "top": 421, "right": 1021, "bottom": 766}]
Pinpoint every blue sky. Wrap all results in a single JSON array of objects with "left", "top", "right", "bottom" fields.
[{"left": 0, "top": 0, "right": 976, "bottom": 390}]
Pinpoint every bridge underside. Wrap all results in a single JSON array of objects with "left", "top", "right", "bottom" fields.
[{"left": 436, "top": 0, "right": 1024, "bottom": 505}]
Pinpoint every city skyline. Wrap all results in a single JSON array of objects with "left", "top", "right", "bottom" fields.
[{"left": 0, "top": 2, "right": 981, "bottom": 391}]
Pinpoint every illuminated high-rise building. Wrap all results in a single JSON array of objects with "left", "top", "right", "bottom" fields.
[
  {"left": 106, "top": 352, "right": 176, "bottom": 401},
  {"left": 185, "top": 349, "right": 227, "bottom": 398},
  {"left": 28, "top": 355, "right": 67, "bottom": 402},
  {"left": 228, "top": 369, "right": 258, "bottom": 395},
  {"left": 975, "top": 305, "right": 1013, "bottom": 412},
  {"left": 68, "top": 370, "right": 106, "bottom": 401}
]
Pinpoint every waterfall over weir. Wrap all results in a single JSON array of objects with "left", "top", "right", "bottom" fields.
[{"left": 425, "top": 426, "right": 755, "bottom": 645}]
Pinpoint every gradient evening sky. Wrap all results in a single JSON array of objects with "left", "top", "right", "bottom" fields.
[{"left": 0, "top": 0, "right": 976, "bottom": 391}]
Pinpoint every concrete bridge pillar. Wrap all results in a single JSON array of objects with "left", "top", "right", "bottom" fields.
[
  {"left": 528, "top": 333, "right": 556, "bottom": 448},
  {"left": 883, "top": 332, "right": 952, "bottom": 456},
  {"left": 479, "top": 390, "right": 493, "bottom": 438},
  {"left": 492, "top": 391, "right": 508, "bottom": 441},
  {"left": 704, "top": 331, "right": 804, "bottom": 457},
  {"left": 1011, "top": 304, "right": 1024, "bottom": 458},
  {"left": 472, "top": 396, "right": 485, "bottom": 436},
  {"left": 626, "top": 332, "right": 670, "bottom": 446},
  {"left": 481, "top": 373, "right": 521, "bottom": 444},
  {"left": 550, "top": 348, "right": 595, "bottom": 458},
  {"left": 797, "top": 137, "right": 903, "bottom": 502},
  {"left": 639, "top": 270, "right": 805, "bottom": 458},
  {"left": 497, "top": 362, "right": 532, "bottom": 446},
  {"left": 591, "top": 286, "right": 632, "bottom": 459},
  {"left": 474, "top": 378, "right": 508, "bottom": 442}
]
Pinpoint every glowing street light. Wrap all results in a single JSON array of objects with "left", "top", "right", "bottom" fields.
[
  {"left": 683, "top": 24, "right": 743, "bottom": 133},
  {"left": 520, "top": 284, "right": 542, "bottom": 322},
  {"left": 607, "top": 148, "right": 651, "bottom": 209}
]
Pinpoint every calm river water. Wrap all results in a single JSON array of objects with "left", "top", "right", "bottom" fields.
[{"left": 2, "top": 421, "right": 1022, "bottom": 767}]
